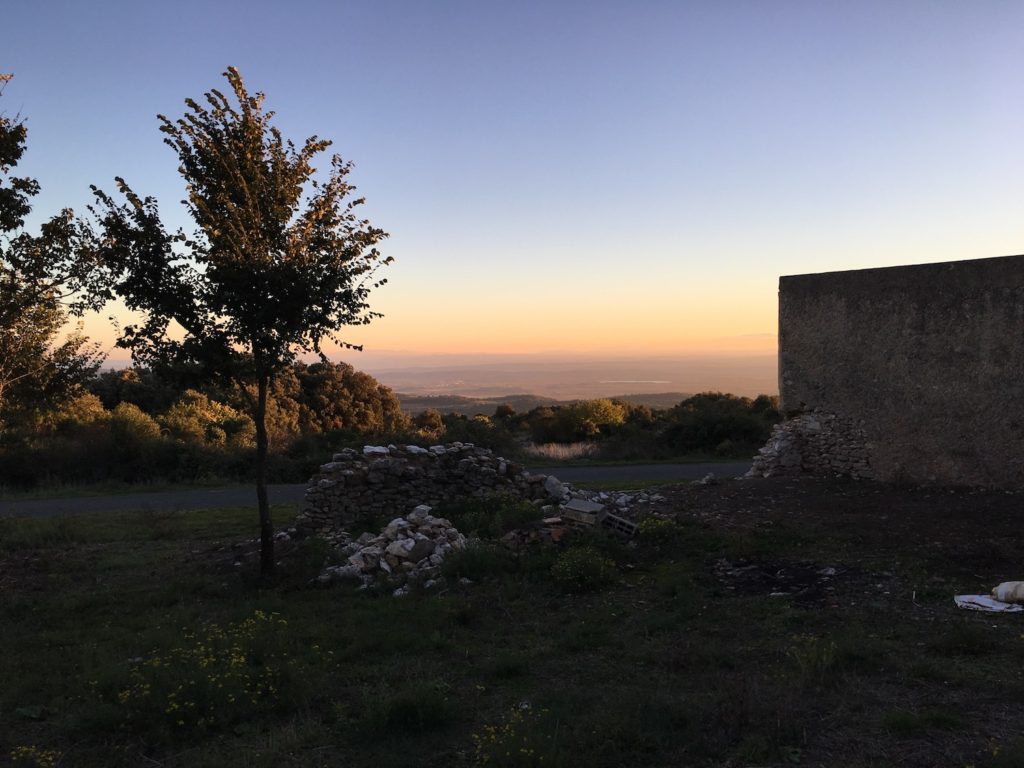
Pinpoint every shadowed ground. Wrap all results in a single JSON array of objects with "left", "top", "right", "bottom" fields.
[{"left": 0, "top": 462, "right": 751, "bottom": 517}]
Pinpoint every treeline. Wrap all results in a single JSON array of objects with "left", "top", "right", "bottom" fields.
[
  {"left": 0, "top": 362, "right": 407, "bottom": 488},
  {"left": 413, "top": 392, "right": 781, "bottom": 463},
  {"left": 0, "top": 359, "right": 779, "bottom": 489}
]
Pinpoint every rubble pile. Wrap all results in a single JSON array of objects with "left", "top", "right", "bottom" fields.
[
  {"left": 318, "top": 504, "right": 466, "bottom": 594},
  {"left": 501, "top": 487, "right": 666, "bottom": 546},
  {"left": 298, "top": 443, "right": 561, "bottom": 532},
  {"left": 302, "top": 444, "right": 672, "bottom": 593},
  {"left": 747, "top": 411, "right": 874, "bottom": 480}
]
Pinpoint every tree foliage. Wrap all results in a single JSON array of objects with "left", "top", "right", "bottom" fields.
[
  {"left": 0, "top": 75, "right": 102, "bottom": 426},
  {"left": 87, "top": 68, "right": 391, "bottom": 574}
]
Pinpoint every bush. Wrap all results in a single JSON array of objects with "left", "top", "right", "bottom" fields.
[
  {"left": 659, "top": 392, "right": 780, "bottom": 457},
  {"left": 160, "top": 390, "right": 255, "bottom": 449}
]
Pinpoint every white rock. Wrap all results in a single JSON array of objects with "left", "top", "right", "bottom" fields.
[
  {"left": 543, "top": 476, "right": 565, "bottom": 497},
  {"left": 386, "top": 539, "right": 416, "bottom": 559}
]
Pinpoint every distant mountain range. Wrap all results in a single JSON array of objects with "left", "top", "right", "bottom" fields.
[{"left": 396, "top": 392, "right": 694, "bottom": 415}]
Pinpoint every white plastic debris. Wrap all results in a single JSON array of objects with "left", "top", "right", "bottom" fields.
[{"left": 954, "top": 594, "right": 1024, "bottom": 613}]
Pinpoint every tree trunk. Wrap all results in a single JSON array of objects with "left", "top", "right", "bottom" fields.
[{"left": 255, "top": 373, "right": 274, "bottom": 576}]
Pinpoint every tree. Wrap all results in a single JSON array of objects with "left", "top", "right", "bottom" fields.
[
  {"left": 0, "top": 74, "right": 103, "bottom": 427},
  {"left": 292, "top": 361, "right": 406, "bottom": 435},
  {"left": 413, "top": 408, "right": 444, "bottom": 437},
  {"left": 0, "top": 296, "right": 101, "bottom": 429},
  {"left": 87, "top": 68, "right": 391, "bottom": 575}
]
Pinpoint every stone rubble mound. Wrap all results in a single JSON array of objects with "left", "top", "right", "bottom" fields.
[
  {"left": 317, "top": 504, "right": 466, "bottom": 595},
  {"left": 298, "top": 442, "right": 565, "bottom": 532},
  {"left": 503, "top": 486, "right": 667, "bottom": 545},
  {"left": 747, "top": 411, "right": 873, "bottom": 480}
]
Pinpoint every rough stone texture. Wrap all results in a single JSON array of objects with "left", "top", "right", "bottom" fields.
[
  {"left": 778, "top": 254, "right": 1024, "bottom": 486},
  {"left": 317, "top": 504, "right": 467, "bottom": 593},
  {"left": 297, "top": 442, "right": 556, "bottom": 532},
  {"left": 747, "top": 411, "right": 873, "bottom": 480}
]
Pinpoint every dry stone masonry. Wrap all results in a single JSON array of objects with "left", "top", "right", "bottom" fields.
[
  {"left": 297, "top": 442, "right": 549, "bottom": 532},
  {"left": 747, "top": 411, "right": 874, "bottom": 480},
  {"left": 779, "top": 255, "right": 1024, "bottom": 487},
  {"left": 304, "top": 443, "right": 668, "bottom": 595},
  {"left": 299, "top": 442, "right": 667, "bottom": 533}
]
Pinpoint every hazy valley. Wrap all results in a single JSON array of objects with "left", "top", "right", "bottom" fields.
[{"left": 361, "top": 353, "right": 779, "bottom": 403}]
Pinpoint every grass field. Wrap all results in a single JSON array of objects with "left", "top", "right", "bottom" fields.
[{"left": 2, "top": 479, "right": 1023, "bottom": 767}]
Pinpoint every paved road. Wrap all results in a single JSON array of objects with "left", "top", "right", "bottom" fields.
[
  {"left": 543, "top": 461, "right": 749, "bottom": 484},
  {"left": 0, "top": 462, "right": 751, "bottom": 518}
]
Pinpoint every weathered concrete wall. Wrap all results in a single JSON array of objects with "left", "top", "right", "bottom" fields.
[{"left": 779, "top": 254, "right": 1024, "bottom": 487}]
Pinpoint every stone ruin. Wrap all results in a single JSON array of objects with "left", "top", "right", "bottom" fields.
[
  {"left": 301, "top": 442, "right": 666, "bottom": 594},
  {"left": 297, "top": 442, "right": 557, "bottom": 532},
  {"left": 777, "top": 255, "right": 1024, "bottom": 487},
  {"left": 747, "top": 411, "right": 874, "bottom": 480}
]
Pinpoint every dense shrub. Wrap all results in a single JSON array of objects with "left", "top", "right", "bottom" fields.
[
  {"left": 659, "top": 392, "right": 779, "bottom": 456},
  {"left": 0, "top": 362, "right": 411, "bottom": 489},
  {"left": 160, "top": 391, "right": 255, "bottom": 449}
]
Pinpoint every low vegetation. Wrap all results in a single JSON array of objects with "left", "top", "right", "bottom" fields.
[
  {"left": 4, "top": 478, "right": 1023, "bottom": 767},
  {"left": 1, "top": 358, "right": 778, "bottom": 492}
]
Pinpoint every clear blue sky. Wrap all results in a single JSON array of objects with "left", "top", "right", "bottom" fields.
[{"left": 6, "top": 0, "right": 1024, "bottom": 358}]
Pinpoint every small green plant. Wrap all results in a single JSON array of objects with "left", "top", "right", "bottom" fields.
[
  {"left": 100, "top": 609, "right": 323, "bottom": 736},
  {"left": 9, "top": 746, "right": 61, "bottom": 768},
  {"left": 989, "top": 738, "right": 1024, "bottom": 768},
  {"left": 786, "top": 634, "right": 839, "bottom": 688},
  {"left": 472, "top": 704, "right": 568, "bottom": 767},
  {"left": 550, "top": 546, "right": 616, "bottom": 593},
  {"left": 438, "top": 494, "right": 541, "bottom": 539},
  {"left": 637, "top": 516, "right": 679, "bottom": 550}
]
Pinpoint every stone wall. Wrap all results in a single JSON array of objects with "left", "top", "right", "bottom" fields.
[
  {"left": 778, "top": 254, "right": 1024, "bottom": 486},
  {"left": 297, "top": 442, "right": 561, "bottom": 532},
  {"left": 748, "top": 411, "right": 873, "bottom": 479}
]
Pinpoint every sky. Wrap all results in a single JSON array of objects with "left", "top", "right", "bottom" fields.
[{"left": 5, "top": 0, "right": 1024, "bottom": 369}]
